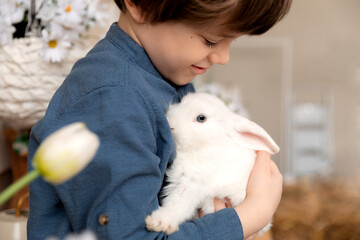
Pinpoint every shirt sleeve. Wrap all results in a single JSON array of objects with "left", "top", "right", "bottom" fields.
[{"left": 27, "top": 85, "right": 244, "bottom": 240}]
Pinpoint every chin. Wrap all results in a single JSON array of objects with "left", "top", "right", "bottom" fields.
[{"left": 170, "top": 75, "right": 195, "bottom": 86}]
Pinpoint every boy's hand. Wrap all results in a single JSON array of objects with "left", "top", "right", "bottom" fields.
[
  {"left": 197, "top": 197, "right": 232, "bottom": 218},
  {"left": 235, "top": 151, "right": 283, "bottom": 238},
  {"left": 198, "top": 151, "right": 282, "bottom": 239}
]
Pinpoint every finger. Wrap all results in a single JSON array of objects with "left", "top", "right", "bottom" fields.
[
  {"left": 224, "top": 197, "right": 233, "bottom": 208},
  {"left": 256, "top": 150, "right": 270, "bottom": 160},
  {"left": 199, "top": 197, "right": 232, "bottom": 217},
  {"left": 255, "top": 151, "right": 271, "bottom": 167},
  {"left": 213, "top": 198, "right": 226, "bottom": 211},
  {"left": 197, "top": 209, "right": 204, "bottom": 218},
  {"left": 245, "top": 232, "right": 259, "bottom": 240},
  {"left": 269, "top": 159, "right": 282, "bottom": 177},
  {"left": 253, "top": 151, "right": 272, "bottom": 173}
]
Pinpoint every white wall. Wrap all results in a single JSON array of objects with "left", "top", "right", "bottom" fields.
[{"left": 265, "top": 0, "right": 360, "bottom": 177}]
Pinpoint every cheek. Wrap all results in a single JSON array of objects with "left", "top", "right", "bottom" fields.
[{"left": 166, "top": 35, "right": 207, "bottom": 64}]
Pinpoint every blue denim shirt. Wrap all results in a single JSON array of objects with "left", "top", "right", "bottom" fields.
[{"left": 27, "top": 23, "right": 243, "bottom": 240}]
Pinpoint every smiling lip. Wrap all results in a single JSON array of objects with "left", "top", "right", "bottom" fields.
[{"left": 191, "top": 65, "right": 208, "bottom": 74}]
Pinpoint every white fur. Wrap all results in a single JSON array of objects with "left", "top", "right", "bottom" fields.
[{"left": 145, "top": 92, "right": 280, "bottom": 235}]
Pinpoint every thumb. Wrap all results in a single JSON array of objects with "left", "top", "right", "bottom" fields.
[
  {"left": 256, "top": 150, "right": 270, "bottom": 160},
  {"left": 254, "top": 151, "right": 271, "bottom": 168}
]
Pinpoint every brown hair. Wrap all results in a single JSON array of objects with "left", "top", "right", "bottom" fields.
[{"left": 114, "top": 0, "right": 292, "bottom": 35}]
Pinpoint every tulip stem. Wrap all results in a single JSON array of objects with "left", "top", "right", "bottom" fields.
[{"left": 0, "top": 169, "right": 41, "bottom": 206}]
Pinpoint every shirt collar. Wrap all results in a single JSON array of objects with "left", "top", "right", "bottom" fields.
[{"left": 105, "top": 23, "right": 164, "bottom": 80}]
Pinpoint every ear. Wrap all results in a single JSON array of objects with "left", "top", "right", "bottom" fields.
[
  {"left": 124, "top": 0, "right": 145, "bottom": 23},
  {"left": 229, "top": 115, "right": 280, "bottom": 154}
]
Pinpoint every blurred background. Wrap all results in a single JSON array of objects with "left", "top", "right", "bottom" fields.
[
  {"left": 195, "top": 1, "right": 360, "bottom": 239},
  {"left": 0, "top": 0, "right": 359, "bottom": 239},
  {"left": 197, "top": 0, "right": 360, "bottom": 181}
]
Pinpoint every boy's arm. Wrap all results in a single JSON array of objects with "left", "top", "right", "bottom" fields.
[
  {"left": 28, "top": 86, "right": 245, "bottom": 240},
  {"left": 235, "top": 151, "right": 283, "bottom": 238},
  {"left": 28, "top": 160, "right": 73, "bottom": 239}
]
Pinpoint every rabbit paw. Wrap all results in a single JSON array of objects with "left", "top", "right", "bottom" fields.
[{"left": 145, "top": 209, "right": 179, "bottom": 235}]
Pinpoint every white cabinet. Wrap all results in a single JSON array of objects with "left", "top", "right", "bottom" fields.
[{"left": 290, "top": 88, "right": 333, "bottom": 176}]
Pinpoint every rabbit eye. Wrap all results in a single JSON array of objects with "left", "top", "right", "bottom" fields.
[{"left": 196, "top": 114, "right": 207, "bottom": 123}]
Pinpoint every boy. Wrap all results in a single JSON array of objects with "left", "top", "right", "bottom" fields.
[{"left": 27, "top": 0, "right": 292, "bottom": 239}]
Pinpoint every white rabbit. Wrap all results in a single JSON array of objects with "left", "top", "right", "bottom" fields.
[{"left": 145, "top": 92, "right": 280, "bottom": 235}]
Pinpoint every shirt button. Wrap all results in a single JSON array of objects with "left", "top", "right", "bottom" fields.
[{"left": 98, "top": 214, "right": 109, "bottom": 226}]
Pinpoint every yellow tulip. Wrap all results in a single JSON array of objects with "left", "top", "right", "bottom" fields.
[{"left": 0, "top": 122, "right": 100, "bottom": 206}]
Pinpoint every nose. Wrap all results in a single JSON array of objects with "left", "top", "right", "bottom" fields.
[{"left": 208, "top": 45, "right": 230, "bottom": 65}]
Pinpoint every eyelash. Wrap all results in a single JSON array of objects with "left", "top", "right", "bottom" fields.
[{"left": 204, "top": 39, "right": 218, "bottom": 48}]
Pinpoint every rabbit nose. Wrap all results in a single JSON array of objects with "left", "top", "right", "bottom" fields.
[{"left": 170, "top": 128, "right": 174, "bottom": 131}]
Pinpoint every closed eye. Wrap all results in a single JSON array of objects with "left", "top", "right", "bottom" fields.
[{"left": 204, "top": 38, "right": 218, "bottom": 48}]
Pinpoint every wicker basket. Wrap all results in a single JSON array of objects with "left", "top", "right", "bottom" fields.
[{"left": 0, "top": 36, "right": 96, "bottom": 129}]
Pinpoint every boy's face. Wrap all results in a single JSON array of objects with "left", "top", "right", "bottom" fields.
[{"left": 135, "top": 21, "right": 240, "bottom": 86}]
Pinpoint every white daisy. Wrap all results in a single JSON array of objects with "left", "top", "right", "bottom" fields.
[
  {"left": 83, "top": 0, "right": 107, "bottom": 29},
  {"left": 0, "top": 18, "right": 15, "bottom": 46},
  {"left": 36, "top": 1, "right": 57, "bottom": 23},
  {"left": 54, "top": 0, "right": 85, "bottom": 29},
  {"left": 48, "top": 21, "right": 81, "bottom": 42},
  {"left": 0, "top": 3, "right": 16, "bottom": 46},
  {"left": 39, "top": 29, "right": 71, "bottom": 63},
  {"left": 11, "top": 0, "right": 29, "bottom": 24}
]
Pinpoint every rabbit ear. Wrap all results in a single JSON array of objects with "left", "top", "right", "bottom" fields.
[{"left": 229, "top": 115, "right": 280, "bottom": 154}]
